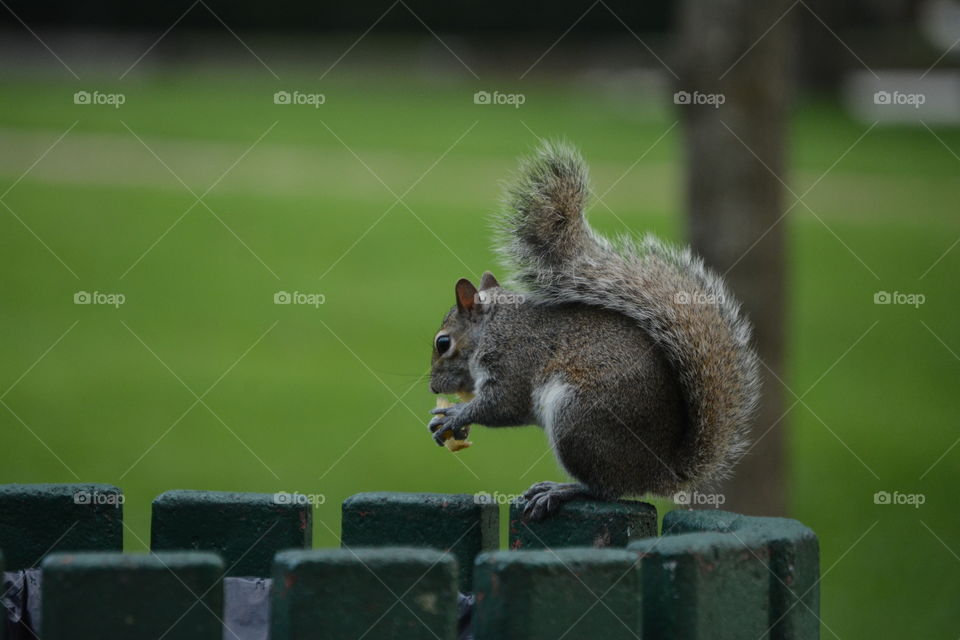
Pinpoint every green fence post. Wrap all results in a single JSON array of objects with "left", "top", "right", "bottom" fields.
[
  {"left": 0, "top": 483, "right": 122, "bottom": 570},
  {"left": 151, "top": 490, "right": 311, "bottom": 577},
  {"left": 41, "top": 551, "right": 223, "bottom": 640},
  {"left": 341, "top": 492, "right": 498, "bottom": 592},
  {"left": 664, "top": 509, "right": 820, "bottom": 640},
  {"left": 0, "top": 550, "right": 4, "bottom": 640},
  {"left": 271, "top": 547, "right": 458, "bottom": 640},
  {"left": 509, "top": 498, "right": 657, "bottom": 550},
  {"left": 629, "top": 531, "right": 770, "bottom": 639},
  {"left": 473, "top": 548, "right": 641, "bottom": 640}
]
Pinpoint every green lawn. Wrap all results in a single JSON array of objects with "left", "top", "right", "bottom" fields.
[{"left": 1, "top": 69, "right": 958, "bottom": 637}]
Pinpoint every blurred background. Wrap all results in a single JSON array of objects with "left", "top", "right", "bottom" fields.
[{"left": 1, "top": 0, "right": 958, "bottom": 636}]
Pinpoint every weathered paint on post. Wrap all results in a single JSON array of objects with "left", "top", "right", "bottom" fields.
[
  {"left": 151, "top": 490, "right": 311, "bottom": 577},
  {"left": 662, "top": 508, "right": 742, "bottom": 534},
  {"left": 271, "top": 547, "right": 458, "bottom": 640},
  {"left": 509, "top": 498, "right": 657, "bottom": 550},
  {"left": 341, "top": 492, "right": 498, "bottom": 591},
  {"left": 629, "top": 531, "right": 771, "bottom": 639},
  {"left": 473, "top": 548, "right": 641, "bottom": 640},
  {"left": 41, "top": 551, "right": 223, "bottom": 640},
  {"left": 0, "top": 483, "right": 122, "bottom": 570}
]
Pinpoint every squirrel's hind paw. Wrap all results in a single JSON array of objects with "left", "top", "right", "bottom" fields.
[
  {"left": 523, "top": 480, "right": 573, "bottom": 500},
  {"left": 521, "top": 481, "right": 589, "bottom": 521}
]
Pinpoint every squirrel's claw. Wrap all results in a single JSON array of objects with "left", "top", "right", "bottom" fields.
[
  {"left": 523, "top": 481, "right": 565, "bottom": 500},
  {"left": 432, "top": 424, "right": 454, "bottom": 446},
  {"left": 524, "top": 491, "right": 563, "bottom": 521},
  {"left": 430, "top": 421, "right": 468, "bottom": 447},
  {"left": 429, "top": 411, "right": 455, "bottom": 445},
  {"left": 428, "top": 401, "right": 468, "bottom": 445},
  {"left": 521, "top": 482, "right": 592, "bottom": 521},
  {"left": 428, "top": 406, "right": 454, "bottom": 445}
]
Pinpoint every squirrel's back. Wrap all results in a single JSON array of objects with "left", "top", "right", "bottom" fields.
[{"left": 495, "top": 141, "right": 760, "bottom": 490}]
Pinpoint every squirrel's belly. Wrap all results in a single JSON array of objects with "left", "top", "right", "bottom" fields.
[
  {"left": 534, "top": 366, "right": 690, "bottom": 496},
  {"left": 532, "top": 377, "right": 573, "bottom": 432}
]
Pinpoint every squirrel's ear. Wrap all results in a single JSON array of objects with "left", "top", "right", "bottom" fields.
[
  {"left": 479, "top": 271, "right": 499, "bottom": 291},
  {"left": 455, "top": 278, "right": 478, "bottom": 313}
]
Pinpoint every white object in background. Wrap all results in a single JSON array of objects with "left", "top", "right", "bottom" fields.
[
  {"left": 843, "top": 70, "right": 960, "bottom": 124},
  {"left": 919, "top": 0, "right": 960, "bottom": 57}
]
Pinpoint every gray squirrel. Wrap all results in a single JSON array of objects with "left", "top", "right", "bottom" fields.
[{"left": 428, "top": 141, "right": 760, "bottom": 521}]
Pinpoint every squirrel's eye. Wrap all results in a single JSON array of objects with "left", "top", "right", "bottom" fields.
[{"left": 436, "top": 334, "right": 452, "bottom": 355}]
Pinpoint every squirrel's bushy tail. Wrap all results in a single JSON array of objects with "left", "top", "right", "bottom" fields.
[{"left": 495, "top": 140, "right": 760, "bottom": 489}]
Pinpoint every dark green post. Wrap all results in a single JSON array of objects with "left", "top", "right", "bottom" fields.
[
  {"left": 151, "top": 490, "right": 312, "bottom": 577},
  {"left": 629, "top": 532, "right": 770, "bottom": 639},
  {"left": 473, "top": 548, "right": 641, "bottom": 640},
  {"left": 0, "top": 551, "right": 4, "bottom": 640},
  {"left": 271, "top": 547, "right": 458, "bottom": 640},
  {"left": 0, "top": 483, "right": 122, "bottom": 570},
  {"left": 41, "top": 551, "right": 223, "bottom": 640},
  {"left": 509, "top": 498, "right": 657, "bottom": 550},
  {"left": 341, "top": 492, "right": 498, "bottom": 591},
  {"left": 664, "top": 509, "right": 820, "bottom": 640}
]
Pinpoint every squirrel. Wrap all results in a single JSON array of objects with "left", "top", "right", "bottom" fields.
[{"left": 427, "top": 141, "right": 760, "bottom": 521}]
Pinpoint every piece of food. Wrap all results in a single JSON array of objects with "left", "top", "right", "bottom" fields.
[{"left": 435, "top": 396, "right": 473, "bottom": 452}]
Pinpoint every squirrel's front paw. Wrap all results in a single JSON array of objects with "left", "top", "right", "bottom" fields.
[{"left": 428, "top": 404, "right": 468, "bottom": 447}]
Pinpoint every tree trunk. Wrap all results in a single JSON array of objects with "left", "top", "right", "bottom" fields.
[{"left": 675, "top": 0, "right": 791, "bottom": 515}]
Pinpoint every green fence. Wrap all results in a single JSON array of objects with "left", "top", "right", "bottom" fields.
[{"left": 0, "top": 483, "right": 819, "bottom": 639}]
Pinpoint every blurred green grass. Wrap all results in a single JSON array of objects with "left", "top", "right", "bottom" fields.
[{"left": 0, "top": 71, "right": 958, "bottom": 637}]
